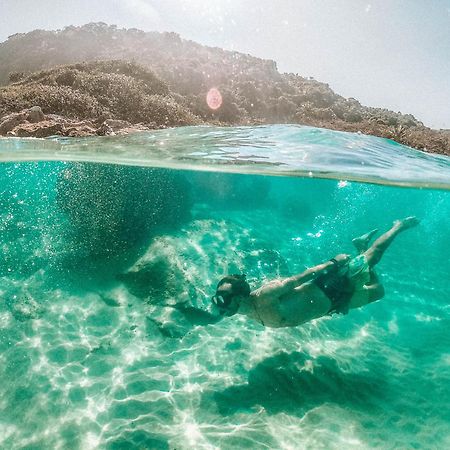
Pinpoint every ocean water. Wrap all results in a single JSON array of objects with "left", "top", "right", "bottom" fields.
[{"left": 0, "top": 125, "right": 449, "bottom": 449}]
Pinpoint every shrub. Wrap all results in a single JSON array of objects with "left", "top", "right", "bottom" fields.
[{"left": 0, "top": 60, "right": 200, "bottom": 126}]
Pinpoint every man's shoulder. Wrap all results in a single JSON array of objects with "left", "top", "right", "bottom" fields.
[{"left": 251, "top": 279, "right": 285, "bottom": 297}]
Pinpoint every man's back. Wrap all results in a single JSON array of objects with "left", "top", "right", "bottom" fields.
[{"left": 241, "top": 279, "right": 332, "bottom": 327}]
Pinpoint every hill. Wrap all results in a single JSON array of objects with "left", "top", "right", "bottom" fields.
[
  {"left": 0, "top": 60, "right": 199, "bottom": 136},
  {"left": 0, "top": 23, "right": 448, "bottom": 154}
]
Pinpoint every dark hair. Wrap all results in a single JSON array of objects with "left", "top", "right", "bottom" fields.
[{"left": 216, "top": 274, "right": 251, "bottom": 297}]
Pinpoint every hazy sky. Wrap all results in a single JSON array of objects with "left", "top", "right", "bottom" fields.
[{"left": 1, "top": 0, "right": 449, "bottom": 128}]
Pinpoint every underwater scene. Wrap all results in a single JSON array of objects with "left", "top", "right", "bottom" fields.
[{"left": 0, "top": 125, "right": 449, "bottom": 449}]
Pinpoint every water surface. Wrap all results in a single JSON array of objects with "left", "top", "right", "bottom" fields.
[{"left": 0, "top": 125, "right": 449, "bottom": 449}]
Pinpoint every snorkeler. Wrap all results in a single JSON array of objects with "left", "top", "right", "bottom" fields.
[{"left": 207, "top": 216, "right": 420, "bottom": 328}]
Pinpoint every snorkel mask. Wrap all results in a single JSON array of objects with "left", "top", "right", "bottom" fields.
[
  {"left": 211, "top": 291, "right": 234, "bottom": 310},
  {"left": 211, "top": 274, "right": 250, "bottom": 317}
]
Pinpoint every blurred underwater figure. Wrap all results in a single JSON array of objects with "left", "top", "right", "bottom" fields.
[{"left": 205, "top": 216, "right": 420, "bottom": 328}]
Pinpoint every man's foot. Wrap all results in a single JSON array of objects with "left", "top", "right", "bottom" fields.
[
  {"left": 394, "top": 216, "right": 420, "bottom": 231},
  {"left": 352, "top": 228, "right": 379, "bottom": 253}
]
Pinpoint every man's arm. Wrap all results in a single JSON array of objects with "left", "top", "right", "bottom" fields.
[{"left": 258, "top": 254, "right": 350, "bottom": 297}]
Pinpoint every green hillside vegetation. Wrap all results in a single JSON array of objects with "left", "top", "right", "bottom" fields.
[
  {"left": 0, "top": 60, "right": 198, "bottom": 127},
  {"left": 0, "top": 23, "right": 448, "bottom": 154}
]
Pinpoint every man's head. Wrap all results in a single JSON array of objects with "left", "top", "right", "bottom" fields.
[{"left": 211, "top": 274, "right": 250, "bottom": 316}]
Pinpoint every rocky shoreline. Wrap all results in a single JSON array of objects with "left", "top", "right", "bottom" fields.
[
  {"left": 1, "top": 105, "right": 448, "bottom": 158},
  {"left": 0, "top": 107, "right": 153, "bottom": 138}
]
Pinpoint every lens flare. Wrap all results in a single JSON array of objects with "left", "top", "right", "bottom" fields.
[{"left": 206, "top": 88, "right": 223, "bottom": 110}]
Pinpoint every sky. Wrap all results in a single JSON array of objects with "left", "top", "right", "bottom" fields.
[{"left": 0, "top": 0, "right": 449, "bottom": 129}]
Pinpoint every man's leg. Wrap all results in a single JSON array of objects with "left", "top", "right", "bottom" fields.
[
  {"left": 362, "top": 216, "right": 419, "bottom": 268},
  {"left": 352, "top": 228, "right": 379, "bottom": 253}
]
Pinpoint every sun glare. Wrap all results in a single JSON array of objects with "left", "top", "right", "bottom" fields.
[{"left": 206, "top": 88, "right": 223, "bottom": 110}]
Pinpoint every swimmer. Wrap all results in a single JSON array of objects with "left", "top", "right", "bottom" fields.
[{"left": 207, "top": 216, "right": 420, "bottom": 327}]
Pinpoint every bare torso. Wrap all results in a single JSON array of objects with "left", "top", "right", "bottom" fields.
[
  {"left": 239, "top": 277, "right": 373, "bottom": 328},
  {"left": 239, "top": 279, "right": 333, "bottom": 328}
]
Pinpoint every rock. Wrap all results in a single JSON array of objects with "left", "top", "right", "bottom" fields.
[
  {"left": 97, "top": 121, "right": 115, "bottom": 136},
  {"left": 45, "top": 113, "right": 72, "bottom": 124},
  {"left": 6, "top": 291, "right": 44, "bottom": 321},
  {"left": 27, "top": 106, "right": 45, "bottom": 123},
  {"left": 1, "top": 111, "right": 106, "bottom": 138},
  {"left": 1, "top": 114, "right": 152, "bottom": 138},
  {"left": 104, "top": 119, "right": 132, "bottom": 130},
  {"left": 0, "top": 111, "right": 27, "bottom": 135},
  {"left": 94, "top": 114, "right": 112, "bottom": 126},
  {"left": 115, "top": 124, "right": 151, "bottom": 135},
  {"left": 118, "top": 219, "right": 232, "bottom": 305},
  {"left": 12, "top": 121, "right": 64, "bottom": 137},
  {"left": 118, "top": 218, "right": 290, "bottom": 308},
  {"left": 97, "top": 119, "right": 150, "bottom": 136},
  {"left": 64, "top": 124, "right": 97, "bottom": 137},
  {"left": 118, "top": 242, "right": 187, "bottom": 302},
  {"left": 2, "top": 279, "right": 46, "bottom": 322},
  {"left": 0, "top": 107, "right": 46, "bottom": 136},
  {"left": 0, "top": 108, "right": 153, "bottom": 138}
]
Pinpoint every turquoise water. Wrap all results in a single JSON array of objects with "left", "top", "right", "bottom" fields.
[{"left": 1, "top": 125, "right": 449, "bottom": 449}]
